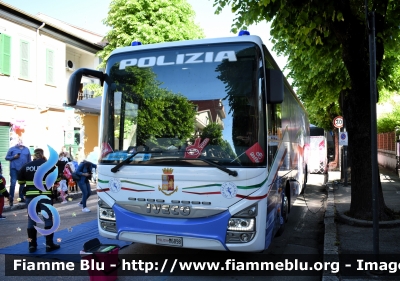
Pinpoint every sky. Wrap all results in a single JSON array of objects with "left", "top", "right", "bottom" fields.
[{"left": 2, "top": 0, "right": 287, "bottom": 69}]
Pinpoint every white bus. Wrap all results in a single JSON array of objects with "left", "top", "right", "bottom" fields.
[
  {"left": 309, "top": 126, "right": 328, "bottom": 174},
  {"left": 67, "top": 33, "right": 310, "bottom": 252}
]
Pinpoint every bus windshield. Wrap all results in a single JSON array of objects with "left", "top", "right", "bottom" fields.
[{"left": 100, "top": 42, "right": 266, "bottom": 168}]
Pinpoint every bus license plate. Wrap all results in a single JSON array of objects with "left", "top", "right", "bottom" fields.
[{"left": 156, "top": 235, "right": 183, "bottom": 247}]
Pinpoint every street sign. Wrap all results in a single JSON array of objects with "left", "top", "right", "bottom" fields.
[
  {"left": 333, "top": 116, "right": 344, "bottom": 128},
  {"left": 339, "top": 132, "right": 348, "bottom": 146}
]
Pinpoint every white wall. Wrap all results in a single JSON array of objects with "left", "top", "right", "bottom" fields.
[
  {"left": 38, "top": 34, "right": 66, "bottom": 108},
  {"left": 378, "top": 150, "right": 396, "bottom": 171}
]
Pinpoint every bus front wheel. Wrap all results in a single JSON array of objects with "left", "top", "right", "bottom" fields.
[{"left": 275, "top": 193, "right": 289, "bottom": 237}]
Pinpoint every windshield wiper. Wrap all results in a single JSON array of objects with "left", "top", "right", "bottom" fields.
[
  {"left": 111, "top": 153, "right": 238, "bottom": 177},
  {"left": 198, "top": 158, "right": 238, "bottom": 177},
  {"left": 111, "top": 152, "right": 146, "bottom": 173},
  {"left": 154, "top": 157, "right": 238, "bottom": 177}
]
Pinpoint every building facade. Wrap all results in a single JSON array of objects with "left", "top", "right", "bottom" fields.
[{"left": 0, "top": 2, "right": 104, "bottom": 181}]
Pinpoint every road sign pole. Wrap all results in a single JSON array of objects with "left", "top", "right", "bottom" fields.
[
  {"left": 334, "top": 116, "right": 344, "bottom": 181},
  {"left": 343, "top": 110, "right": 348, "bottom": 187},
  {"left": 339, "top": 130, "right": 349, "bottom": 187},
  {"left": 344, "top": 145, "right": 348, "bottom": 187},
  {"left": 340, "top": 129, "right": 343, "bottom": 181}
]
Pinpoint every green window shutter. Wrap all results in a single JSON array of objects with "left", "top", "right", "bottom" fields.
[
  {"left": 0, "top": 33, "right": 12, "bottom": 75},
  {"left": 0, "top": 125, "right": 10, "bottom": 184},
  {"left": 46, "top": 48, "right": 54, "bottom": 85},
  {"left": 20, "top": 40, "right": 30, "bottom": 79}
]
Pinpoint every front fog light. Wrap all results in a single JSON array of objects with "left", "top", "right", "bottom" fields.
[
  {"left": 240, "top": 233, "right": 250, "bottom": 242},
  {"left": 227, "top": 218, "right": 255, "bottom": 231},
  {"left": 99, "top": 207, "right": 116, "bottom": 221}
]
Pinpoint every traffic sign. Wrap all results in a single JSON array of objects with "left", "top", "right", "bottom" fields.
[
  {"left": 333, "top": 116, "right": 344, "bottom": 128},
  {"left": 339, "top": 132, "right": 348, "bottom": 146}
]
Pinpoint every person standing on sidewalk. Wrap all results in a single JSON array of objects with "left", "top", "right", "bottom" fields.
[
  {"left": 75, "top": 160, "right": 97, "bottom": 212},
  {"left": 5, "top": 138, "right": 31, "bottom": 206},
  {"left": 18, "top": 148, "right": 60, "bottom": 253},
  {"left": 0, "top": 161, "right": 10, "bottom": 219}
]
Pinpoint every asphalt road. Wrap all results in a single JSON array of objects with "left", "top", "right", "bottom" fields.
[{"left": 0, "top": 174, "right": 327, "bottom": 281}]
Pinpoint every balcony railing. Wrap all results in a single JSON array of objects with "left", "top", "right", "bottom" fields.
[{"left": 78, "top": 91, "right": 94, "bottom": 101}]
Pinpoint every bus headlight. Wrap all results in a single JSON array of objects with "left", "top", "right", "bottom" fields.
[
  {"left": 227, "top": 218, "right": 255, "bottom": 231},
  {"left": 98, "top": 199, "right": 117, "bottom": 233},
  {"left": 98, "top": 199, "right": 116, "bottom": 221},
  {"left": 226, "top": 203, "right": 257, "bottom": 243},
  {"left": 99, "top": 207, "right": 116, "bottom": 221}
]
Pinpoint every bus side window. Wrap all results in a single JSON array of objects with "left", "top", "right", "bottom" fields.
[{"left": 267, "top": 103, "right": 282, "bottom": 171}]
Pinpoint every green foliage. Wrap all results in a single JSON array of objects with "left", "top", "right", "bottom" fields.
[
  {"left": 83, "top": 83, "right": 103, "bottom": 97},
  {"left": 109, "top": 64, "right": 196, "bottom": 145},
  {"left": 200, "top": 122, "right": 223, "bottom": 145},
  {"left": 199, "top": 122, "right": 236, "bottom": 158},
  {"left": 137, "top": 89, "right": 196, "bottom": 144},
  {"left": 377, "top": 100, "right": 400, "bottom": 133},
  {"left": 98, "top": 0, "right": 205, "bottom": 69},
  {"left": 213, "top": 0, "right": 400, "bottom": 133}
]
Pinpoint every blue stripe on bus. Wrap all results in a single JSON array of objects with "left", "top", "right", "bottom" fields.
[
  {"left": 265, "top": 219, "right": 274, "bottom": 249},
  {"left": 113, "top": 204, "right": 231, "bottom": 250},
  {"left": 265, "top": 203, "right": 278, "bottom": 249},
  {"left": 266, "top": 210, "right": 276, "bottom": 230}
]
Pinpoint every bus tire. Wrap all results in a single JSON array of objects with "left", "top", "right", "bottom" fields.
[{"left": 275, "top": 193, "right": 289, "bottom": 237}]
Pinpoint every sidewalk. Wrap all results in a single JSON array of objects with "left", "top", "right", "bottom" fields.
[
  {"left": 2, "top": 182, "right": 98, "bottom": 213},
  {"left": 323, "top": 166, "right": 400, "bottom": 280}
]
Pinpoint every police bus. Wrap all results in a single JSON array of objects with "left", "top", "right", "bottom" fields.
[{"left": 66, "top": 32, "right": 310, "bottom": 252}]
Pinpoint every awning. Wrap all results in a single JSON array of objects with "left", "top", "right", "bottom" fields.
[
  {"left": 67, "top": 93, "right": 136, "bottom": 117},
  {"left": 70, "top": 96, "right": 102, "bottom": 114}
]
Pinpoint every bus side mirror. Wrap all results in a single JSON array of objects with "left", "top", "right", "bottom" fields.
[
  {"left": 266, "top": 69, "right": 284, "bottom": 104},
  {"left": 67, "top": 68, "right": 105, "bottom": 106}
]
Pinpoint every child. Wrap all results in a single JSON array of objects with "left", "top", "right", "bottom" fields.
[
  {"left": 63, "top": 162, "right": 76, "bottom": 193},
  {"left": 56, "top": 152, "right": 72, "bottom": 203},
  {"left": 57, "top": 179, "right": 68, "bottom": 204},
  {"left": 0, "top": 161, "right": 10, "bottom": 219}
]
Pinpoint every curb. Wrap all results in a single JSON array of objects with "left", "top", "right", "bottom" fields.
[
  {"left": 322, "top": 186, "right": 340, "bottom": 281},
  {"left": 2, "top": 189, "right": 97, "bottom": 213},
  {"left": 336, "top": 208, "right": 400, "bottom": 228}
]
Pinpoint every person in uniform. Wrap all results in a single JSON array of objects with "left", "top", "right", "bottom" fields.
[{"left": 18, "top": 148, "right": 60, "bottom": 253}]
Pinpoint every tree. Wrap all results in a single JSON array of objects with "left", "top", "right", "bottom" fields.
[
  {"left": 107, "top": 64, "right": 196, "bottom": 148},
  {"left": 200, "top": 122, "right": 224, "bottom": 145},
  {"left": 95, "top": 0, "right": 204, "bottom": 148},
  {"left": 213, "top": 0, "right": 400, "bottom": 219},
  {"left": 200, "top": 123, "right": 236, "bottom": 159},
  {"left": 83, "top": 83, "right": 103, "bottom": 97},
  {"left": 98, "top": 0, "right": 205, "bottom": 68}
]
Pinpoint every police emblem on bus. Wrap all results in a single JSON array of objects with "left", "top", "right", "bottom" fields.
[
  {"left": 158, "top": 168, "right": 178, "bottom": 196},
  {"left": 109, "top": 178, "right": 122, "bottom": 193},
  {"left": 220, "top": 182, "right": 238, "bottom": 199}
]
